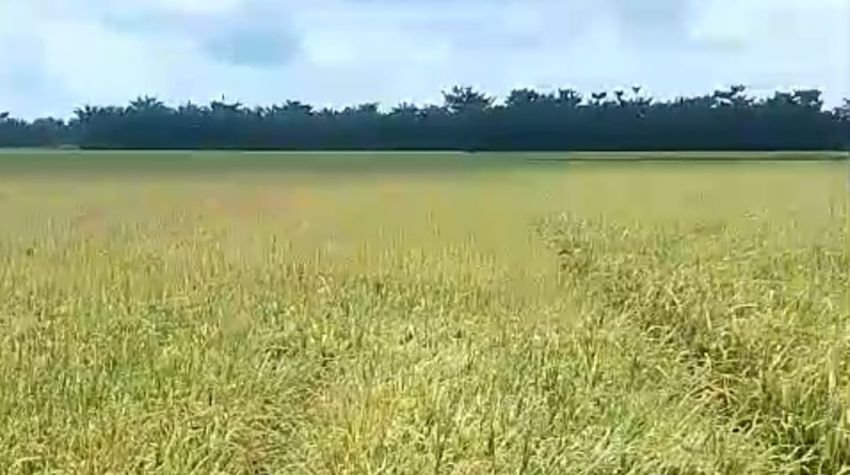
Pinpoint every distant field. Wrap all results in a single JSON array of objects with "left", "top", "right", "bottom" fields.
[
  {"left": 0, "top": 151, "right": 848, "bottom": 473},
  {"left": 0, "top": 150, "right": 846, "bottom": 175}
]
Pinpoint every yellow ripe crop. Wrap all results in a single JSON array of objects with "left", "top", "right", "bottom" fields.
[{"left": 0, "top": 151, "right": 847, "bottom": 473}]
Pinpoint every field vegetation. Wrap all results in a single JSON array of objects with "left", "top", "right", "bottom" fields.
[{"left": 0, "top": 152, "right": 848, "bottom": 474}]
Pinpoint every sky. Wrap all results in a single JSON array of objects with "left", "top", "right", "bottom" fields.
[{"left": 0, "top": 0, "right": 848, "bottom": 118}]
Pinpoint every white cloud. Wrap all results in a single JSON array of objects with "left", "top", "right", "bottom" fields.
[
  {"left": 0, "top": 0, "right": 847, "bottom": 118},
  {"left": 149, "top": 0, "right": 245, "bottom": 15}
]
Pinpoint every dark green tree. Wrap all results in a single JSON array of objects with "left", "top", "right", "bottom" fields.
[{"left": 0, "top": 86, "right": 845, "bottom": 151}]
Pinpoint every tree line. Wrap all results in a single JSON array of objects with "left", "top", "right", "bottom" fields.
[{"left": 1, "top": 85, "right": 848, "bottom": 150}]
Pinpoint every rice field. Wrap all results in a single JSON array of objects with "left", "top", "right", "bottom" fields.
[{"left": 0, "top": 152, "right": 848, "bottom": 474}]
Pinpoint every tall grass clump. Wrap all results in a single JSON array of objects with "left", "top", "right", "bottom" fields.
[{"left": 540, "top": 210, "right": 850, "bottom": 473}]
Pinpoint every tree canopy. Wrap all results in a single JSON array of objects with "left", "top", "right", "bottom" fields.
[{"left": 1, "top": 85, "right": 848, "bottom": 150}]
